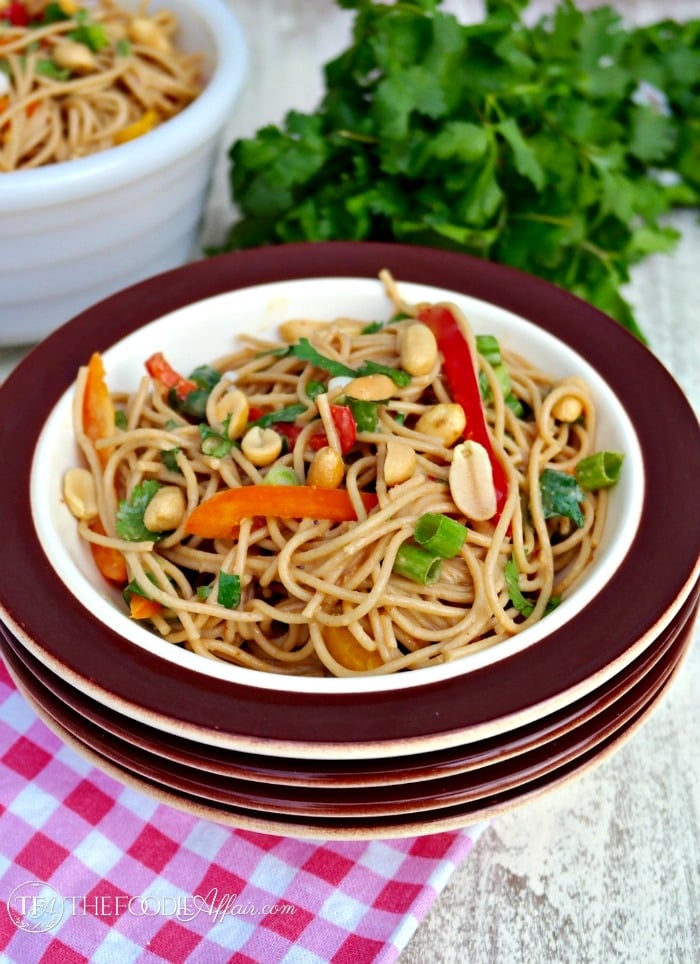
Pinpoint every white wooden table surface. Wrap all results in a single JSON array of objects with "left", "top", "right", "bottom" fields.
[{"left": 1, "top": 3, "right": 698, "bottom": 962}]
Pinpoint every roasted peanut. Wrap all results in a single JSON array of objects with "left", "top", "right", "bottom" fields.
[
  {"left": 307, "top": 446, "right": 345, "bottom": 489},
  {"left": 278, "top": 319, "right": 328, "bottom": 342},
  {"left": 415, "top": 403, "right": 466, "bottom": 447},
  {"left": 128, "top": 16, "right": 171, "bottom": 53},
  {"left": 63, "top": 467, "right": 98, "bottom": 521},
  {"left": 384, "top": 440, "right": 416, "bottom": 486},
  {"left": 241, "top": 426, "right": 283, "bottom": 466},
  {"left": 53, "top": 41, "right": 97, "bottom": 73},
  {"left": 400, "top": 323, "right": 438, "bottom": 376},
  {"left": 143, "top": 485, "right": 186, "bottom": 532},
  {"left": 214, "top": 389, "right": 249, "bottom": 439},
  {"left": 345, "top": 373, "right": 396, "bottom": 401},
  {"left": 551, "top": 394, "right": 584, "bottom": 423},
  {"left": 448, "top": 441, "right": 497, "bottom": 521}
]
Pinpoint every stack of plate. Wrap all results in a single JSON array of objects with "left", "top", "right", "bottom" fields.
[{"left": 1, "top": 243, "right": 698, "bottom": 840}]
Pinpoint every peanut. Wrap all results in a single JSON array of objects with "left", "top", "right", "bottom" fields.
[
  {"left": 400, "top": 322, "right": 438, "bottom": 376},
  {"left": 384, "top": 440, "right": 416, "bottom": 486},
  {"left": 345, "top": 373, "right": 396, "bottom": 401},
  {"left": 128, "top": 17, "right": 171, "bottom": 53},
  {"left": 415, "top": 403, "right": 466, "bottom": 447},
  {"left": 143, "top": 485, "right": 186, "bottom": 532},
  {"left": 278, "top": 319, "right": 328, "bottom": 342},
  {"left": 214, "top": 389, "right": 250, "bottom": 439},
  {"left": 241, "top": 426, "right": 283, "bottom": 467},
  {"left": 63, "top": 467, "right": 98, "bottom": 521},
  {"left": 53, "top": 41, "right": 97, "bottom": 74},
  {"left": 449, "top": 441, "right": 497, "bottom": 521},
  {"left": 551, "top": 394, "right": 584, "bottom": 423},
  {"left": 307, "top": 446, "right": 345, "bottom": 489}
]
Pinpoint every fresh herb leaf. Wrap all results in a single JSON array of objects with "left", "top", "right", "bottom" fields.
[
  {"left": 306, "top": 379, "right": 327, "bottom": 400},
  {"left": 199, "top": 422, "right": 234, "bottom": 457},
  {"left": 116, "top": 480, "right": 163, "bottom": 541},
  {"left": 162, "top": 448, "right": 182, "bottom": 473},
  {"left": 289, "top": 338, "right": 409, "bottom": 385},
  {"left": 214, "top": 0, "right": 700, "bottom": 341},
  {"left": 249, "top": 403, "right": 308, "bottom": 427},
  {"left": 505, "top": 556, "right": 561, "bottom": 617},
  {"left": 355, "top": 359, "right": 411, "bottom": 386},
  {"left": 217, "top": 571, "right": 241, "bottom": 608},
  {"left": 171, "top": 365, "right": 222, "bottom": 419},
  {"left": 504, "top": 557, "right": 535, "bottom": 617},
  {"left": 289, "top": 338, "right": 357, "bottom": 378},
  {"left": 539, "top": 468, "right": 585, "bottom": 528}
]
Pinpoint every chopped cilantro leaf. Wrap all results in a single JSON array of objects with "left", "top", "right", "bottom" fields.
[
  {"left": 217, "top": 571, "right": 241, "bottom": 609},
  {"left": 214, "top": 0, "right": 700, "bottom": 342},
  {"left": 116, "top": 480, "right": 164, "bottom": 541},
  {"left": 539, "top": 468, "right": 586, "bottom": 528}
]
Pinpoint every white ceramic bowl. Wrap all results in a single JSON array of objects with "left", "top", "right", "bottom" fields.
[
  {"left": 0, "top": 0, "right": 247, "bottom": 345},
  {"left": 2, "top": 243, "right": 699, "bottom": 759},
  {"left": 30, "top": 275, "right": 645, "bottom": 695}
]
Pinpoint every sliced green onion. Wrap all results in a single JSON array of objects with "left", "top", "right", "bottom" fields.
[
  {"left": 414, "top": 513, "right": 467, "bottom": 558},
  {"left": 393, "top": 544, "right": 443, "bottom": 585},
  {"left": 263, "top": 465, "right": 301, "bottom": 486},
  {"left": 476, "top": 334, "right": 501, "bottom": 366},
  {"left": 347, "top": 398, "right": 378, "bottom": 432},
  {"left": 575, "top": 451, "right": 624, "bottom": 490}
]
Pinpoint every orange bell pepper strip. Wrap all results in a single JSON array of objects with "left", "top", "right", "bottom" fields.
[
  {"left": 184, "top": 485, "right": 379, "bottom": 539},
  {"left": 129, "top": 595, "right": 164, "bottom": 620},
  {"left": 89, "top": 520, "right": 128, "bottom": 584},
  {"left": 82, "top": 352, "right": 115, "bottom": 467}
]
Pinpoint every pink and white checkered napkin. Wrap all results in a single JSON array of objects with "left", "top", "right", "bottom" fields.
[{"left": 0, "top": 662, "right": 486, "bottom": 963}]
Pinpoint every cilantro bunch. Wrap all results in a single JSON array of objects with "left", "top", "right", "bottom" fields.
[{"left": 215, "top": 0, "right": 700, "bottom": 339}]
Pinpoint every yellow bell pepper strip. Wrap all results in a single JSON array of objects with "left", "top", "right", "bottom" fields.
[
  {"left": 416, "top": 305, "right": 509, "bottom": 520},
  {"left": 114, "top": 110, "right": 159, "bottom": 145},
  {"left": 82, "top": 352, "right": 115, "bottom": 468},
  {"left": 89, "top": 520, "right": 128, "bottom": 584},
  {"left": 184, "top": 485, "right": 379, "bottom": 539},
  {"left": 323, "top": 625, "right": 383, "bottom": 672}
]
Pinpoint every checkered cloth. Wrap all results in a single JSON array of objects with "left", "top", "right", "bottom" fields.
[{"left": 0, "top": 660, "right": 486, "bottom": 963}]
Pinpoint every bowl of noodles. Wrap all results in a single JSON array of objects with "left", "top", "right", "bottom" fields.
[
  {"left": 0, "top": 0, "right": 247, "bottom": 345},
  {"left": 1, "top": 242, "right": 699, "bottom": 766}
]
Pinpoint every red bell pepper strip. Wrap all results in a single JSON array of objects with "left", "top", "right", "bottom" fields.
[
  {"left": 2, "top": 2, "right": 30, "bottom": 25},
  {"left": 417, "top": 304, "right": 509, "bottom": 519},
  {"left": 145, "top": 352, "right": 199, "bottom": 401},
  {"left": 309, "top": 404, "right": 357, "bottom": 453}
]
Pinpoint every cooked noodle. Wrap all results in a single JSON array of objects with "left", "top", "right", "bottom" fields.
[
  {"left": 68, "top": 273, "right": 617, "bottom": 677},
  {"left": 0, "top": 0, "right": 203, "bottom": 171}
]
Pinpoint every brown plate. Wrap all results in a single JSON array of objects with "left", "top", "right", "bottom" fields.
[
  {"left": 0, "top": 589, "right": 696, "bottom": 789},
  {"left": 1, "top": 598, "right": 694, "bottom": 820},
  {"left": 4, "top": 639, "right": 689, "bottom": 840},
  {"left": 1, "top": 243, "right": 699, "bottom": 757}
]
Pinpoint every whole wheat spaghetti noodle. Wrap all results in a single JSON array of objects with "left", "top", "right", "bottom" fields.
[
  {"left": 65, "top": 273, "right": 623, "bottom": 677},
  {"left": 0, "top": 0, "right": 203, "bottom": 171}
]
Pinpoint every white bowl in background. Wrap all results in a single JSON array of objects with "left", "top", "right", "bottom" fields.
[{"left": 0, "top": 0, "right": 247, "bottom": 345}]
